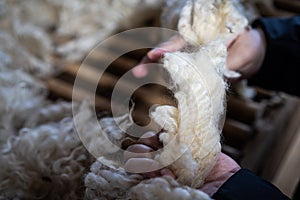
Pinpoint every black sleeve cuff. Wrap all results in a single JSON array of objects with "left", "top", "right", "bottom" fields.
[
  {"left": 248, "top": 16, "right": 300, "bottom": 96},
  {"left": 212, "top": 169, "right": 290, "bottom": 200}
]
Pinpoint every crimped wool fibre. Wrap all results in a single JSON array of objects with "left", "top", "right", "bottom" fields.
[
  {"left": 151, "top": 41, "right": 227, "bottom": 188},
  {"left": 150, "top": 0, "right": 247, "bottom": 189},
  {"left": 178, "top": 0, "right": 248, "bottom": 45}
]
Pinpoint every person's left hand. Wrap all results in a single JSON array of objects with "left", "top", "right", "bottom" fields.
[
  {"left": 132, "top": 35, "right": 186, "bottom": 78},
  {"left": 123, "top": 131, "right": 241, "bottom": 197},
  {"left": 123, "top": 131, "right": 175, "bottom": 178}
]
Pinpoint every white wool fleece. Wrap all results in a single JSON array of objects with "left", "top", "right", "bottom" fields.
[
  {"left": 178, "top": 0, "right": 248, "bottom": 45},
  {"left": 151, "top": 41, "right": 227, "bottom": 188}
]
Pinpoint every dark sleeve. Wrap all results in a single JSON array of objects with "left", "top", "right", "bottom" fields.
[
  {"left": 248, "top": 16, "right": 300, "bottom": 97},
  {"left": 212, "top": 169, "right": 290, "bottom": 200}
]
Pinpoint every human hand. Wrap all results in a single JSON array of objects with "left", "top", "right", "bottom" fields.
[
  {"left": 226, "top": 27, "right": 267, "bottom": 79},
  {"left": 199, "top": 152, "right": 241, "bottom": 196},
  {"left": 123, "top": 131, "right": 175, "bottom": 178},
  {"left": 132, "top": 35, "right": 186, "bottom": 78},
  {"left": 123, "top": 131, "right": 240, "bottom": 197}
]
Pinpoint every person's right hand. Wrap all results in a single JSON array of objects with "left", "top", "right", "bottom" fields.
[
  {"left": 132, "top": 35, "right": 186, "bottom": 78},
  {"left": 133, "top": 26, "right": 267, "bottom": 80},
  {"left": 123, "top": 131, "right": 241, "bottom": 197},
  {"left": 226, "top": 27, "right": 267, "bottom": 79}
]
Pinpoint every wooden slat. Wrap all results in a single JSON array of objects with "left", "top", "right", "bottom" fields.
[
  {"left": 45, "top": 78, "right": 110, "bottom": 110},
  {"left": 227, "top": 95, "right": 265, "bottom": 125},
  {"left": 223, "top": 118, "right": 254, "bottom": 149},
  {"left": 272, "top": 124, "right": 300, "bottom": 198},
  {"left": 240, "top": 94, "right": 299, "bottom": 173},
  {"left": 87, "top": 48, "right": 137, "bottom": 73},
  {"left": 54, "top": 59, "right": 174, "bottom": 108}
]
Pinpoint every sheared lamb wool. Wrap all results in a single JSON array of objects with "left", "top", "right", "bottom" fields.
[
  {"left": 0, "top": 69, "right": 91, "bottom": 199},
  {"left": 0, "top": 31, "right": 52, "bottom": 78},
  {"left": 0, "top": 118, "right": 91, "bottom": 199},
  {"left": 1, "top": 0, "right": 163, "bottom": 65},
  {"left": 129, "top": 176, "right": 211, "bottom": 200},
  {"left": 0, "top": 70, "right": 47, "bottom": 133},
  {"left": 85, "top": 160, "right": 211, "bottom": 200},
  {"left": 84, "top": 161, "right": 143, "bottom": 199},
  {"left": 151, "top": 40, "right": 227, "bottom": 188},
  {"left": 150, "top": 0, "right": 248, "bottom": 190},
  {"left": 55, "top": 0, "right": 163, "bottom": 61},
  {"left": 178, "top": 0, "right": 248, "bottom": 45},
  {"left": 0, "top": 0, "right": 55, "bottom": 77}
]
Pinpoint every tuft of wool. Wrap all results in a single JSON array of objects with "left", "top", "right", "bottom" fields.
[
  {"left": 0, "top": 0, "right": 163, "bottom": 64},
  {"left": 0, "top": 68, "right": 89, "bottom": 199},
  {"left": 178, "top": 0, "right": 248, "bottom": 45},
  {"left": 84, "top": 161, "right": 143, "bottom": 200},
  {"left": 0, "top": 118, "right": 91, "bottom": 199},
  {"left": 55, "top": 0, "right": 163, "bottom": 61},
  {"left": 73, "top": 101, "right": 133, "bottom": 168},
  {"left": 85, "top": 160, "right": 211, "bottom": 200},
  {"left": 0, "top": 70, "right": 47, "bottom": 133},
  {"left": 0, "top": 29, "right": 52, "bottom": 78},
  {"left": 150, "top": 0, "right": 249, "bottom": 189},
  {"left": 129, "top": 176, "right": 211, "bottom": 200},
  {"left": 150, "top": 41, "right": 227, "bottom": 188}
]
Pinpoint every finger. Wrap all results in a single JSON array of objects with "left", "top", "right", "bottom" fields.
[
  {"left": 147, "top": 35, "right": 186, "bottom": 60},
  {"left": 205, "top": 152, "right": 240, "bottom": 182},
  {"left": 226, "top": 39, "right": 246, "bottom": 72},
  {"left": 137, "top": 131, "right": 162, "bottom": 150},
  {"left": 132, "top": 48, "right": 167, "bottom": 78},
  {"left": 124, "top": 157, "right": 163, "bottom": 174},
  {"left": 132, "top": 56, "right": 152, "bottom": 78},
  {"left": 225, "top": 36, "right": 237, "bottom": 48},
  {"left": 147, "top": 47, "right": 166, "bottom": 61},
  {"left": 124, "top": 144, "right": 153, "bottom": 162},
  {"left": 133, "top": 35, "right": 185, "bottom": 78},
  {"left": 160, "top": 168, "right": 176, "bottom": 178},
  {"left": 132, "top": 64, "right": 149, "bottom": 78}
]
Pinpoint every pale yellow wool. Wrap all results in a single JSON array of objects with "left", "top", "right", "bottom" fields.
[
  {"left": 151, "top": 41, "right": 227, "bottom": 188},
  {"left": 178, "top": 0, "right": 248, "bottom": 45},
  {"left": 148, "top": 0, "right": 248, "bottom": 188}
]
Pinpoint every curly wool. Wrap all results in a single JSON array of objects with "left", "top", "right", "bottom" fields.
[
  {"left": 54, "top": 0, "right": 163, "bottom": 61},
  {"left": 0, "top": 69, "right": 91, "bottom": 199},
  {"left": 0, "top": 118, "right": 91, "bottom": 199},
  {"left": 85, "top": 161, "right": 211, "bottom": 200},
  {"left": 84, "top": 161, "right": 143, "bottom": 200},
  {"left": 149, "top": 0, "right": 248, "bottom": 187},
  {"left": 178, "top": 0, "right": 248, "bottom": 45},
  {"left": 151, "top": 41, "right": 227, "bottom": 188},
  {"left": 0, "top": 70, "right": 47, "bottom": 134},
  {"left": 130, "top": 176, "right": 211, "bottom": 200},
  {"left": 0, "top": 6, "right": 53, "bottom": 77}
]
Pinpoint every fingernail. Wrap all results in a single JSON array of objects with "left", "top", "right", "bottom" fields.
[{"left": 148, "top": 48, "right": 165, "bottom": 59}]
